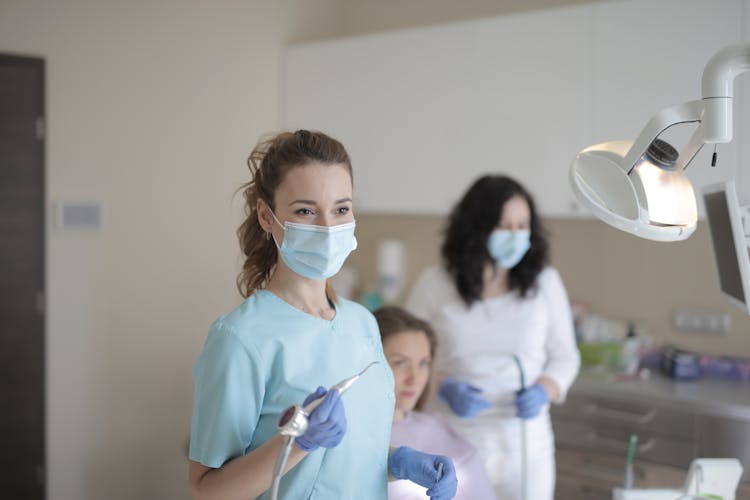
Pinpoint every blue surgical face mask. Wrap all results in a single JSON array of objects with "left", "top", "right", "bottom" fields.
[
  {"left": 270, "top": 211, "right": 357, "bottom": 280},
  {"left": 487, "top": 229, "right": 531, "bottom": 269}
]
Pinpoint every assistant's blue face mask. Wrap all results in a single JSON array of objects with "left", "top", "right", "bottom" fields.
[
  {"left": 270, "top": 211, "right": 357, "bottom": 280},
  {"left": 487, "top": 229, "right": 531, "bottom": 269}
]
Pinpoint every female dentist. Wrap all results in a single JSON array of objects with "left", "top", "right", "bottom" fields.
[
  {"left": 188, "top": 130, "right": 457, "bottom": 500},
  {"left": 406, "top": 175, "right": 580, "bottom": 500}
]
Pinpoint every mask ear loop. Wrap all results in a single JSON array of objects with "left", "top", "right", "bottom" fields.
[
  {"left": 263, "top": 201, "right": 285, "bottom": 249},
  {"left": 267, "top": 205, "right": 285, "bottom": 230}
]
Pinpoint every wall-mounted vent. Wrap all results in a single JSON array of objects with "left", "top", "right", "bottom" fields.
[{"left": 56, "top": 201, "right": 103, "bottom": 230}]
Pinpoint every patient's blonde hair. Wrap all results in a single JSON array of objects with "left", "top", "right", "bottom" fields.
[{"left": 374, "top": 306, "right": 438, "bottom": 411}]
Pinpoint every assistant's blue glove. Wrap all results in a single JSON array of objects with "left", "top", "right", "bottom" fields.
[
  {"left": 439, "top": 377, "right": 491, "bottom": 418},
  {"left": 515, "top": 383, "right": 549, "bottom": 419},
  {"left": 295, "top": 386, "right": 347, "bottom": 452},
  {"left": 389, "top": 446, "right": 458, "bottom": 500}
]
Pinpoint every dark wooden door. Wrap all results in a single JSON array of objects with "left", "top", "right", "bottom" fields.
[{"left": 0, "top": 53, "right": 46, "bottom": 499}]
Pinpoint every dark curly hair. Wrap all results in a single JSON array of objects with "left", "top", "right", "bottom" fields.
[{"left": 441, "top": 175, "right": 548, "bottom": 305}]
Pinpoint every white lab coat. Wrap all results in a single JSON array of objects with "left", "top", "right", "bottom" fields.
[{"left": 406, "top": 266, "right": 580, "bottom": 500}]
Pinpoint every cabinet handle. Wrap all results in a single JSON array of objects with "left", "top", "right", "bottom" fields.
[
  {"left": 583, "top": 403, "right": 657, "bottom": 424},
  {"left": 584, "top": 431, "right": 657, "bottom": 453}
]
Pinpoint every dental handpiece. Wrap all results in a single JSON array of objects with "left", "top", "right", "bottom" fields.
[
  {"left": 277, "top": 361, "right": 380, "bottom": 437},
  {"left": 302, "top": 361, "right": 379, "bottom": 414},
  {"left": 271, "top": 361, "right": 380, "bottom": 500}
]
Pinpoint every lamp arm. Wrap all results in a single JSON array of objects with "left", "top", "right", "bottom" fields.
[
  {"left": 621, "top": 100, "right": 704, "bottom": 174},
  {"left": 702, "top": 43, "right": 750, "bottom": 98},
  {"left": 701, "top": 42, "right": 750, "bottom": 143},
  {"left": 621, "top": 43, "right": 750, "bottom": 172}
]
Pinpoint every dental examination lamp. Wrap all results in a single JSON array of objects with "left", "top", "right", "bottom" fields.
[{"left": 570, "top": 43, "right": 750, "bottom": 242}]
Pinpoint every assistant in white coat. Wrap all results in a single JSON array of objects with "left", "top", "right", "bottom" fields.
[{"left": 406, "top": 175, "right": 580, "bottom": 500}]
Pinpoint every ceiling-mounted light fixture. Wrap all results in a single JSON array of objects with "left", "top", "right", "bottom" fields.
[{"left": 570, "top": 43, "right": 750, "bottom": 242}]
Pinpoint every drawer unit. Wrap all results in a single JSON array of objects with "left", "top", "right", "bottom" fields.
[
  {"left": 552, "top": 378, "right": 750, "bottom": 496},
  {"left": 554, "top": 417, "right": 696, "bottom": 468},
  {"left": 553, "top": 394, "right": 694, "bottom": 440},
  {"left": 555, "top": 446, "right": 687, "bottom": 500}
]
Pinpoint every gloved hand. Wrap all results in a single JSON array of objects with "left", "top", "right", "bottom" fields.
[
  {"left": 438, "top": 377, "right": 491, "bottom": 418},
  {"left": 389, "top": 446, "right": 458, "bottom": 500},
  {"left": 294, "top": 386, "right": 347, "bottom": 452},
  {"left": 515, "top": 383, "right": 549, "bottom": 419}
]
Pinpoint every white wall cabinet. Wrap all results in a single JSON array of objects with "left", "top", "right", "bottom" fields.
[{"left": 284, "top": 0, "right": 749, "bottom": 216}]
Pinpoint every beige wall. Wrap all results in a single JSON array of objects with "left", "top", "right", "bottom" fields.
[
  {"left": 349, "top": 215, "right": 750, "bottom": 357},
  {"left": 0, "top": 1, "right": 345, "bottom": 498}
]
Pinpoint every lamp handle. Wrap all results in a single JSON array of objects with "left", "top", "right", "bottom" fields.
[{"left": 621, "top": 100, "right": 704, "bottom": 174}]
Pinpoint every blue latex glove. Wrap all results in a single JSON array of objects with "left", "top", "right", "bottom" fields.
[
  {"left": 438, "top": 377, "right": 491, "bottom": 418},
  {"left": 389, "top": 446, "right": 458, "bottom": 500},
  {"left": 515, "top": 383, "right": 549, "bottom": 419},
  {"left": 295, "top": 386, "right": 347, "bottom": 452}
]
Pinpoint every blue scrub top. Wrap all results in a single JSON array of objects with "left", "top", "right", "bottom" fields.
[{"left": 189, "top": 290, "right": 395, "bottom": 500}]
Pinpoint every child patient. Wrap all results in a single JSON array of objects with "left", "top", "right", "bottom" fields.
[{"left": 374, "top": 306, "right": 498, "bottom": 500}]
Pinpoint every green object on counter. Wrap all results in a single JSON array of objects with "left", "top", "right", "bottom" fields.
[
  {"left": 626, "top": 434, "right": 638, "bottom": 465},
  {"left": 578, "top": 341, "right": 622, "bottom": 368},
  {"left": 361, "top": 291, "right": 383, "bottom": 312},
  {"left": 624, "top": 433, "right": 637, "bottom": 488}
]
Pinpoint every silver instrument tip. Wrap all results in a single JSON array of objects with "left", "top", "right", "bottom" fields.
[
  {"left": 336, "top": 361, "right": 380, "bottom": 395},
  {"left": 358, "top": 360, "right": 379, "bottom": 376}
]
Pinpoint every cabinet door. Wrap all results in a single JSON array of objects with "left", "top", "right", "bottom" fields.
[
  {"left": 555, "top": 416, "right": 697, "bottom": 468},
  {"left": 555, "top": 473, "right": 616, "bottom": 500},
  {"left": 696, "top": 415, "right": 750, "bottom": 483},
  {"left": 591, "top": 0, "right": 744, "bottom": 216},
  {"left": 285, "top": 6, "right": 590, "bottom": 216},
  {"left": 556, "top": 446, "right": 687, "bottom": 499}
]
